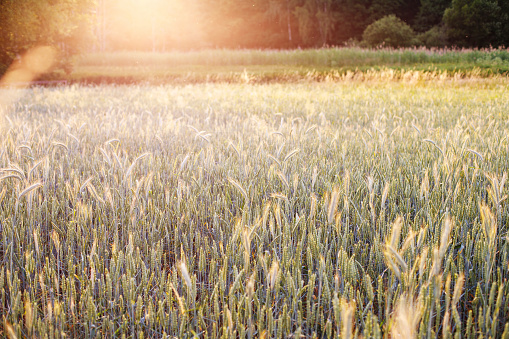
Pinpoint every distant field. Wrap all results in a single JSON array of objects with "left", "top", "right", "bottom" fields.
[
  {"left": 55, "top": 47, "right": 509, "bottom": 84},
  {"left": 1, "top": 79, "right": 509, "bottom": 337}
]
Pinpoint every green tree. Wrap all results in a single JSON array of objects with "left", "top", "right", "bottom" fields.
[
  {"left": 293, "top": 0, "right": 337, "bottom": 46},
  {"left": 265, "top": 0, "right": 298, "bottom": 45},
  {"left": 0, "top": 0, "right": 41, "bottom": 70},
  {"left": 443, "top": 0, "right": 508, "bottom": 47},
  {"left": 417, "top": 25, "right": 448, "bottom": 47},
  {"left": 199, "top": 0, "right": 268, "bottom": 48},
  {"left": 334, "top": 0, "right": 420, "bottom": 44},
  {"left": 333, "top": 0, "right": 371, "bottom": 42},
  {"left": 293, "top": 1, "right": 316, "bottom": 45},
  {"left": 0, "top": 0, "right": 95, "bottom": 74},
  {"left": 362, "top": 14, "right": 417, "bottom": 47},
  {"left": 500, "top": 0, "right": 509, "bottom": 46},
  {"left": 315, "top": 0, "right": 337, "bottom": 45},
  {"left": 414, "top": 0, "right": 452, "bottom": 32},
  {"left": 368, "top": 0, "right": 405, "bottom": 21},
  {"left": 398, "top": 0, "right": 422, "bottom": 25}
]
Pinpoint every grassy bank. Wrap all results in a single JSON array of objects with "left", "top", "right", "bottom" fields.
[
  {"left": 53, "top": 47, "right": 509, "bottom": 84},
  {"left": 1, "top": 80, "right": 509, "bottom": 337}
]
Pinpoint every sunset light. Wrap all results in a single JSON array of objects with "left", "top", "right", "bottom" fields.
[{"left": 100, "top": 0, "right": 204, "bottom": 50}]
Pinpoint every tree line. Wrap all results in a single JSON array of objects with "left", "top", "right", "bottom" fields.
[
  {"left": 1, "top": 0, "right": 509, "bottom": 72},
  {"left": 203, "top": 0, "right": 509, "bottom": 49}
]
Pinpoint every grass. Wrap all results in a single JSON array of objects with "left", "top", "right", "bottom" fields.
[
  {"left": 1, "top": 77, "right": 509, "bottom": 337},
  {"left": 52, "top": 47, "right": 509, "bottom": 84},
  {"left": 77, "top": 48, "right": 509, "bottom": 67}
]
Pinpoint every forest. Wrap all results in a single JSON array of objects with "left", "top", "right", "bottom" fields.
[{"left": 1, "top": 0, "right": 509, "bottom": 70}]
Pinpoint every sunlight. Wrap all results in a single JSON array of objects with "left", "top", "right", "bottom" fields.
[
  {"left": 110, "top": 0, "right": 160, "bottom": 45},
  {"left": 104, "top": 0, "right": 202, "bottom": 50}
]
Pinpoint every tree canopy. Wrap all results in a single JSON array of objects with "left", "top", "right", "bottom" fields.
[
  {"left": 443, "top": 0, "right": 509, "bottom": 47},
  {"left": 0, "top": 0, "right": 95, "bottom": 72}
]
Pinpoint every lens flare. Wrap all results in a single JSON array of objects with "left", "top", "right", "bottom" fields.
[
  {"left": 0, "top": 45, "right": 57, "bottom": 88},
  {"left": 23, "top": 46, "right": 57, "bottom": 74},
  {"left": 0, "top": 45, "right": 57, "bottom": 129}
]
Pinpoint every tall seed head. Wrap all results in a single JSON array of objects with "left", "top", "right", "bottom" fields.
[
  {"left": 178, "top": 261, "right": 192, "bottom": 290},
  {"left": 340, "top": 298, "right": 356, "bottom": 339},
  {"left": 328, "top": 187, "right": 340, "bottom": 224},
  {"left": 391, "top": 294, "right": 422, "bottom": 339},
  {"left": 439, "top": 215, "right": 454, "bottom": 260},
  {"left": 268, "top": 260, "right": 279, "bottom": 290}
]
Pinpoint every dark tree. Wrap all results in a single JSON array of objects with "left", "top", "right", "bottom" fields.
[
  {"left": 414, "top": 0, "right": 452, "bottom": 32},
  {"left": 332, "top": 0, "right": 367, "bottom": 42},
  {"left": 443, "top": 0, "right": 507, "bottom": 47},
  {"left": 362, "top": 14, "right": 417, "bottom": 47},
  {"left": 0, "top": 0, "right": 95, "bottom": 74}
]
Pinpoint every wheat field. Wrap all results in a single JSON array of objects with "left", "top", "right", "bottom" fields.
[{"left": 1, "top": 78, "right": 509, "bottom": 338}]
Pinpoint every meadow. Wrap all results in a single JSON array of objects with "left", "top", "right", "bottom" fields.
[
  {"left": 1, "top": 76, "right": 509, "bottom": 338},
  {"left": 63, "top": 47, "right": 509, "bottom": 84}
]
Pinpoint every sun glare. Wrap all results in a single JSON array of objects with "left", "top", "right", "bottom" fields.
[
  {"left": 110, "top": 0, "right": 158, "bottom": 41},
  {"left": 105, "top": 0, "right": 201, "bottom": 50}
]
